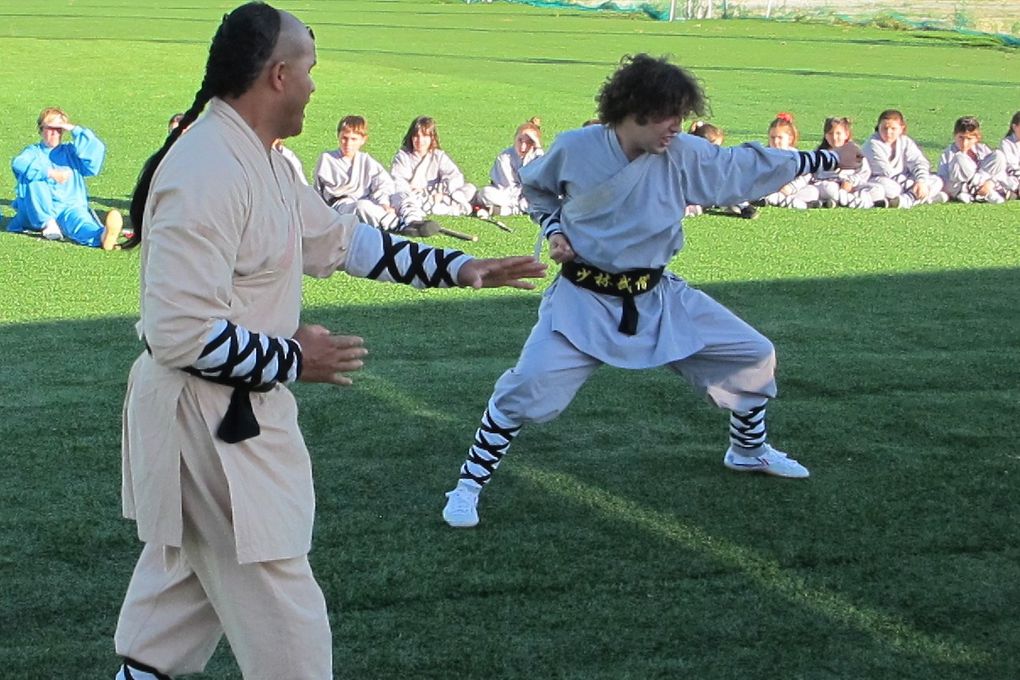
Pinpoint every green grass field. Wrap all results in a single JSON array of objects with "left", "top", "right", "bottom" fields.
[{"left": 2, "top": 1, "right": 1019, "bottom": 678}]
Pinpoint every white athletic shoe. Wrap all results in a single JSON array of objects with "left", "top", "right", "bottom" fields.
[
  {"left": 723, "top": 443, "right": 810, "bottom": 479},
  {"left": 443, "top": 487, "right": 480, "bottom": 528},
  {"left": 41, "top": 219, "right": 62, "bottom": 240}
]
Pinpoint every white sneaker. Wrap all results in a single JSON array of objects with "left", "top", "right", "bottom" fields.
[
  {"left": 443, "top": 487, "right": 480, "bottom": 528},
  {"left": 41, "top": 219, "right": 62, "bottom": 240},
  {"left": 723, "top": 443, "right": 810, "bottom": 479}
]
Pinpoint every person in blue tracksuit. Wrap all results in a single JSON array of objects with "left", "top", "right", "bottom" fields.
[{"left": 8, "top": 106, "right": 121, "bottom": 250}]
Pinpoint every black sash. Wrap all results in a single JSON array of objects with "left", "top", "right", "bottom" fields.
[
  {"left": 144, "top": 340, "right": 273, "bottom": 444},
  {"left": 560, "top": 260, "right": 664, "bottom": 335}
]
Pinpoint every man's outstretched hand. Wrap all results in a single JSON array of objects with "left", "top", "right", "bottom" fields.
[{"left": 457, "top": 256, "right": 548, "bottom": 290}]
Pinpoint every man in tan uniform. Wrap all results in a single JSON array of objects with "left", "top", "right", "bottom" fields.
[{"left": 113, "top": 4, "right": 545, "bottom": 679}]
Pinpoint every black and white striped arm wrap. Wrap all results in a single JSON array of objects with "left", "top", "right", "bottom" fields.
[
  {"left": 796, "top": 149, "right": 839, "bottom": 175},
  {"left": 362, "top": 229, "right": 469, "bottom": 288},
  {"left": 532, "top": 209, "right": 563, "bottom": 239},
  {"left": 186, "top": 319, "right": 302, "bottom": 388}
]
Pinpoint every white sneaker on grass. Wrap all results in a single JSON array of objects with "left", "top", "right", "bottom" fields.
[
  {"left": 723, "top": 443, "right": 810, "bottom": 479},
  {"left": 443, "top": 487, "right": 480, "bottom": 528},
  {"left": 41, "top": 219, "right": 62, "bottom": 240}
]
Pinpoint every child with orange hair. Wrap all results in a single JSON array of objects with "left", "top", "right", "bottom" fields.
[{"left": 761, "top": 113, "right": 820, "bottom": 209}]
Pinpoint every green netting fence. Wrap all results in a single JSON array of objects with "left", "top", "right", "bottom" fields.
[{"left": 467, "top": 0, "right": 1020, "bottom": 46}]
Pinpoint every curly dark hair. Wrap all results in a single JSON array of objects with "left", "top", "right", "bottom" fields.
[{"left": 596, "top": 54, "right": 706, "bottom": 126}]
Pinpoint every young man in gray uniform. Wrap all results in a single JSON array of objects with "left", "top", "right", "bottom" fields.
[{"left": 443, "top": 54, "right": 851, "bottom": 528}]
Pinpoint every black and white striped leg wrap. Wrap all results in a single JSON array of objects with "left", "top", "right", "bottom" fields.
[
  {"left": 730, "top": 405, "right": 767, "bottom": 450},
  {"left": 421, "top": 192, "right": 437, "bottom": 214},
  {"left": 775, "top": 194, "right": 803, "bottom": 209},
  {"left": 796, "top": 150, "right": 839, "bottom": 175},
  {"left": 187, "top": 319, "right": 301, "bottom": 388},
  {"left": 459, "top": 409, "right": 521, "bottom": 488},
  {"left": 838, "top": 189, "right": 872, "bottom": 208},
  {"left": 366, "top": 230, "right": 464, "bottom": 288}
]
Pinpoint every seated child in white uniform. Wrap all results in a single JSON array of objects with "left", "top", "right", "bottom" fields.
[
  {"left": 391, "top": 116, "right": 477, "bottom": 223},
  {"left": 314, "top": 115, "right": 403, "bottom": 232},
  {"left": 812, "top": 116, "right": 888, "bottom": 208},
  {"left": 937, "top": 116, "right": 1012, "bottom": 204},
  {"left": 477, "top": 117, "right": 544, "bottom": 217},
  {"left": 997, "top": 111, "right": 1020, "bottom": 198},
  {"left": 761, "top": 113, "right": 820, "bottom": 210},
  {"left": 863, "top": 109, "right": 945, "bottom": 208}
]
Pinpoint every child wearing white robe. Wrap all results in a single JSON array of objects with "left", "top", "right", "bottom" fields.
[
  {"left": 477, "top": 117, "right": 544, "bottom": 216},
  {"left": 390, "top": 116, "right": 477, "bottom": 222},
  {"left": 999, "top": 111, "right": 1020, "bottom": 197},
  {"left": 761, "top": 113, "right": 820, "bottom": 210},
  {"left": 812, "top": 116, "right": 886, "bottom": 208},
  {"left": 937, "top": 116, "right": 1011, "bottom": 204},
  {"left": 274, "top": 139, "right": 308, "bottom": 186},
  {"left": 313, "top": 115, "right": 401, "bottom": 231},
  {"left": 863, "top": 109, "right": 945, "bottom": 208}
]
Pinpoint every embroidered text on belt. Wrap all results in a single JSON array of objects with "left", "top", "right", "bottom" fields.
[{"left": 560, "top": 260, "right": 664, "bottom": 335}]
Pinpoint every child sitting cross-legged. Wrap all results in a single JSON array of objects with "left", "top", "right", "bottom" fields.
[
  {"left": 314, "top": 115, "right": 438, "bottom": 236},
  {"left": 937, "top": 115, "right": 1013, "bottom": 204}
]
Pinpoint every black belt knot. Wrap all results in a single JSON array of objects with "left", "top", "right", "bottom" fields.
[
  {"left": 144, "top": 338, "right": 273, "bottom": 444},
  {"left": 560, "top": 260, "right": 664, "bottom": 335}
]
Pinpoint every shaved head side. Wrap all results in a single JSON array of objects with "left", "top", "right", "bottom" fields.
[
  {"left": 126, "top": 1, "right": 285, "bottom": 248},
  {"left": 273, "top": 11, "right": 314, "bottom": 63}
]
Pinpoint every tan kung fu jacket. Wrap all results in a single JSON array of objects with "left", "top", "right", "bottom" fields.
[{"left": 122, "top": 98, "right": 360, "bottom": 564}]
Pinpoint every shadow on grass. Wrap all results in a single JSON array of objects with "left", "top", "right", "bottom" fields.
[
  {"left": 2, "top": 266, "right": 1018, "bottom": 678},
  {"left": 91, "top": 195, "right": 132, "bottom": 211}
]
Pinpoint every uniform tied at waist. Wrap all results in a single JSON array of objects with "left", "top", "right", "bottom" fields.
[
  {"left": 144, "top": 339, "right": 276, "bottom": 444},
  {"left": 560, "top": 260, "right": 665, "bottom": 335}
]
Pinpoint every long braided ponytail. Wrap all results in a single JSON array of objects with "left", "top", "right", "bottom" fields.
[{"left": 124, "top": 2, "right": 282, "bottom": 249}]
